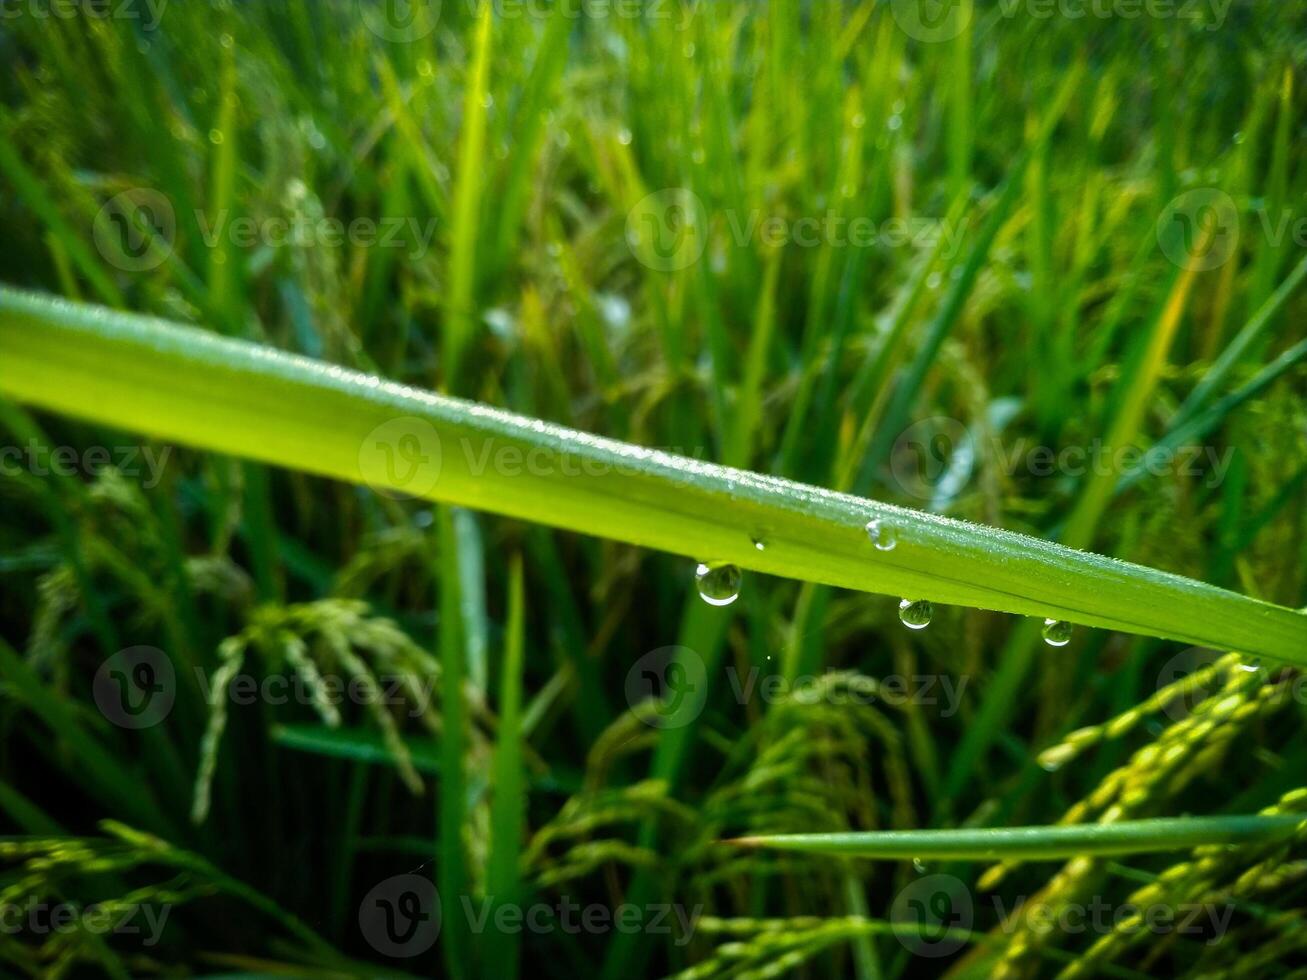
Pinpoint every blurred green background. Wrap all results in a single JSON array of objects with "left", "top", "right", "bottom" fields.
[{"left": 1, "top": 1, "right": 1306, "bottom": 977}]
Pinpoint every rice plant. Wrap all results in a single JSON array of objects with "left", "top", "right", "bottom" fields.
[{"left": 1, "top": 2, "right": 1306, "bottom": 978}]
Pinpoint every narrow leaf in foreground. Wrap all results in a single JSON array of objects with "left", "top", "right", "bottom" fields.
[
  {"left": 726, "top": 815, "right": 1305, "bottom": 861},
  {"left": 2, "top": 288, "right": 1305, "bottom": 663}
]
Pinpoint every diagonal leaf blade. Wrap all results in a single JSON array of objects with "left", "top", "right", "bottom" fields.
[
  {"left": 726, "top": 815, "right": 1306, "bottom": 861},
  {"left": 2, "top": 287, "right": 1305, "bottom": 663}
]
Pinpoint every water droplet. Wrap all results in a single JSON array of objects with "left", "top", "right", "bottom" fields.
[
  {"left": 1039, "top": 757, "right": 1062, "bottom": 773},
  {"left": 912, "top": 858, "right": 928, "bottom": 874},
  {"left": 1233, "top": 130, "right": 1245, "bottom": 144},
  {"left": 617, "top": 127, "right": 633, "bottom": 146},
  {"left": 696, "top": 563, "right": 741, "bottom": 607},
  {"left": 1237, "top": 659, "right": 1262, "bottom": 673},
  {"left": 751, "top": 536, "right": 766, "bottom": 551},
  {"left": 208, "top": 129, "right": 225, "bottom": 145},
  {"left": 898, "top": 599, "right": 933, "bottom": 630},
  {"left": 1041, "top": 619, "right": 1073, "bottom": 647},
  {"left": 865, "top": 519, "right": 897, "bottom": 552}
]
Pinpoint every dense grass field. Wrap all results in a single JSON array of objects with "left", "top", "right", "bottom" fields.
[{"left": 1, "top": 0, "right": 1307, "bottom": 977}]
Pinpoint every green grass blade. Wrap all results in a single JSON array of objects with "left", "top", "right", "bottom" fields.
[
  {"left": 437, "top": 506, "right": 469, "bottom": 979},
  {"left": 484, "top": 555, "right": 527, "bottom": 980},
  {"left": 0, "top": 126, "right": 124, "bottom": 307},
  {"left": 1175, "top": 251, "right": 1307, "bottom": 425},
  {"left": 727, "top": 815, "right": 1305, "bottom": 861},
  {"left": 2, "top": 287, "right": 1306, "bottom": 663},
  {"left": 942, "top": 237, "right": 1209, "bottom": 805},
  {"left": 1118, "top": 336, "right": 1307, "bottom": 495},
  {"left": 271, "top": 724, "right": 441, "bottom": 774},
  {"left": 444, "top": 2, "right": 494, "bottom": 389}
]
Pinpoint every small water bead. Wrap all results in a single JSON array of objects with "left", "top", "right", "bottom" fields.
[
  {"left": 865, "top": 519, "right": 897, "bottom": 552},
  {"left": 912, "top": 858, "right": 928, "bottom": 874},
  {"left": 898, "top": 599, "right": 933, "bottom": 630},
  {"left": 751, "top": 536, "right": 766, "bottom": 552},
  {"left": 696, "top": 563, "right": 741, "bottom": 607},
  {"left": 1041, "top": 619, "right": 1073, "bottom": 647}
]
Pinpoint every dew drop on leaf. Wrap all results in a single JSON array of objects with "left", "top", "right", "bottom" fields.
[
  {"left": 1041, "top": 619, "right": 1073, "bottom": 647},
  {"left": 865, "top": 519, "right": 897, "bottom": 552},
  {"left": 696, "top": 563, "right": 741, "bottom": 606},
  {"left": 899, "top": 599, "right": 933, "bottom": 630}
]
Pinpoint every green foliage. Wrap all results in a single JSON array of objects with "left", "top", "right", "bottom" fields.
[{"left": 0, "top": 2, "right": 1305, "bottom": 978}]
